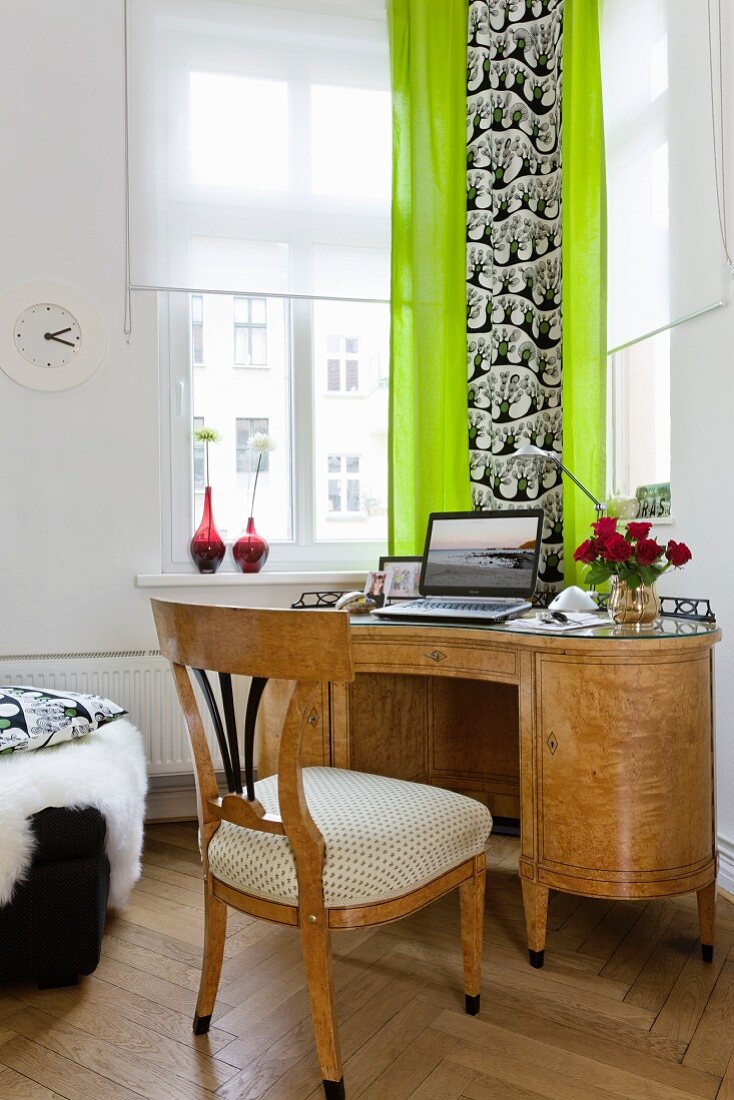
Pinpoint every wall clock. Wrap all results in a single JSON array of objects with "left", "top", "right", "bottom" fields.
[{"left": 0, "top": 282, "right": 107, "bottom": 391}]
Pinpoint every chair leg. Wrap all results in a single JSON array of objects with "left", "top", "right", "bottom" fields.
[
  {"left": 459, "top": 856, "right": 486, "bottom": 1016},
  {"left": 299, "top": 914, "right": 344, "bottom": 1099},
  {"left": 193, "top": 879, "right": 228, "bottom": 1035}
]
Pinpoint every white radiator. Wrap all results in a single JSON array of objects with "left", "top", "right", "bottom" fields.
[{"left": 0, "top": 650, "right": 225, "bottom": 777}]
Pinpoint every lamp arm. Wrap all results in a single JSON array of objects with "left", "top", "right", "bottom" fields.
[{"left": 550, "top": 457, "right": 606, "bottom": 513}]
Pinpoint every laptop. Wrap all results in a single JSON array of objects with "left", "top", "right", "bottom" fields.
[{"left": 372, "top": 508, "right": 544, "bottom": 623}]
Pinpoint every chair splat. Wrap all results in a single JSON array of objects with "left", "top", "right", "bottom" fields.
[{"left": 192, "top": 668, "right": 269, "bottom": 797}]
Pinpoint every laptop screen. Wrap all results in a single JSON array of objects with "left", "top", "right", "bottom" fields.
[{"left": 420, "top": 509, "right": 544, "bottom": 598}]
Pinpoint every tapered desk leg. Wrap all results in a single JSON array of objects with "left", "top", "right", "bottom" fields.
[
  {"left": 697, "top": 881, "right": 716, "bottom": 962},
  {"left": 522, "top": 879, "right": 549, "bottom": 969}
]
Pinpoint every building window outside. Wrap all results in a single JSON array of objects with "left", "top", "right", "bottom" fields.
[
  {"left": 193, "top": 415, "right": 205, "bottom": 491},
  {"left": 328, "top": 454, "right": 361, "bottom": 513},
  {"left": 236, "top": 417, "right": 270, "bottom": 474},
  {"left": 192, "top": 294, "right": 204, "bottom": 364},
  {"left": 234, "top": 297, "right": 267, "bottom": 366},
  {"left": 326, "top": 335, "right": 360, "bottom": 392}
]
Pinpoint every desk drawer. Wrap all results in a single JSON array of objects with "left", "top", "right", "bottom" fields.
[{"left": 354, "top": 638, "right": 518, "bottom": 681}]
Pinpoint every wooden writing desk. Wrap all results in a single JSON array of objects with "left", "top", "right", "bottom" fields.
[{"left": 258, "top": 614, "right": 720, "bottom": 967}]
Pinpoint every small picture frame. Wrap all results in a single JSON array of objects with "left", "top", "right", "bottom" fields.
[
  {"left": 364, "top": 570, "right": 392, "bottom": 608},
  {"left": 378, "top": 556, "right": 423, "bottom": 600}
]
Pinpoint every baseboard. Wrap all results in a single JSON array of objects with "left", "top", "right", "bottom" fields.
[
  {"left": 146, "top": 771, "right": 210, "bottom": 822},
  {"left": 718, "top": 833, "right": 734, "bottom": 896}
]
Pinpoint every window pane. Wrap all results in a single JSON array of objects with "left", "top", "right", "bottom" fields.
[
  {"left": 345, "top": 361, "right": 359, "bottom": 391},
  {"left": 328, "top": 479, "right": 341, "bottom": 511},
  {"left": 193, "top": 294, "right": 291, "bottom": 540},
  {"left": 327, "top": 335, "right": 340, "bottom": 353},
  {"left": 234, "top": 326, "right": 248, "bottom": 365},
  {"left": 193, "top": 415, "right": 206, "bottom": 492},
  {"left": 346, "top": 480, "right": 360, "bottom": 512},
  {"left": 233, "top": 297, "right": 248, "bottom": 324},
  {"left": 327, "top": 360, "right": 340, "bottom": 391},
  {"left": 327, "top": 455, "right": 341, "bottom": 473},
  {"left": 190, "top": 72, "right": 288, "bottom": 191},
  {"left": 250, "top": 298, "right": 267, "bottom": 324},
  {"left": 311, "top": 85, "right": 391, "bottom": 200},
  {"left": 313, "top": 299, "right": 389, "bottom": 541},
  {"left": 345, "top": 337, "right": 358, "bottom": 353},
  {"left": 608, "top": 328, "right": 670, "bottom": 502},
  {"left": 192, "top": 324, "right": 204, "bottom": 365},
  {"left": 250, "top": 327, "right": 267, "bottom": 365},
  {"left": 192, "top": 295, "right": 203, "bottom": 325}
]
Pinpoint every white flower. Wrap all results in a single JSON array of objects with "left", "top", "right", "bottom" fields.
[{"left": 247, "top": 433, "right": 276, "bottom": 455}]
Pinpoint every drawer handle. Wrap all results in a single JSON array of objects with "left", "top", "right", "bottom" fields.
[
  {"left": 547, "top": 731, "right": 558, "bottom": 755},
  {"left": 425, "top": 650, "right": 447, "bottom": 662},
  {"left": 308, "top": 709, "right": 319, "bottom": 726}
]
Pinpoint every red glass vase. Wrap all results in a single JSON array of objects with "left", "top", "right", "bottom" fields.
[
  {"left": 190, "top": 487, "right": 226, "bottom": 573},
  {"left": 232, "top": 516, "right": 269, "bottom": 573}
]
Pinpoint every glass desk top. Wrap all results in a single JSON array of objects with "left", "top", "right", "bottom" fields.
[{"left": 354, "top": 612, "right": 718, "bottom": 640}]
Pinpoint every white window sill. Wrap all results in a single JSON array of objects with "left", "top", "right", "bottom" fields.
[{"left": 136, "top": 570, "right": 366, "bottom": 588}]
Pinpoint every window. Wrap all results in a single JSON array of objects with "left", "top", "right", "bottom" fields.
[
  {"left": 607, "top": 329, "right": 670, "bottom": 506},
  {"left": 328, "top": 455, "right": 361, "bottom": 514},
  {"left": 326, "top": 336, "right": 360, "bottom": 393},
  {"left": 191, "top": 295, "right": 204, "bottom": 365},
  {"left": 234, "top": 297, "right": 267, "bottom": 366},
  {"left": 236, "top": 417, "right": 269, "bottom": 473},
  {"left": 131, "top": 0, "right": 391, "bottom": 570},
  {"left": 192, "top": 415, "right": 205, "bottom": 492}
]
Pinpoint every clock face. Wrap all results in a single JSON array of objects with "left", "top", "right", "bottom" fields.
[{"left": 14, "top": 303, "right": 82, "bottom": 368}]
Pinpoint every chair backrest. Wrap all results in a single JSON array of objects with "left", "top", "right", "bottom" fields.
[{"left": 151, "top": 600, "right": 354, "bottom": 848}]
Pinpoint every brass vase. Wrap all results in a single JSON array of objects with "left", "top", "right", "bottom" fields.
[{"left": 608, "top": 576, "right": 661, "bottom": 626}]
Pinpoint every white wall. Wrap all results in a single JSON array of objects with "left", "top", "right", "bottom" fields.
[
  {"left": 1, "top": 0, "right": 732, "bottom": 889},
  {"left": 0, "top": 0, "right": 310, "bottom": 658}
]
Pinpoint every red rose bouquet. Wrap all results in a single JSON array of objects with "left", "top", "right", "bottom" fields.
[{"left": 573, "top": 518, "right": 692, "bottom": 591}]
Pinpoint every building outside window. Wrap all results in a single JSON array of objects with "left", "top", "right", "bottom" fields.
[
  {"left": 192, "top": 294, "right": 204, "bottom": 365},
  {"left": 236, "top": 417, "right": 270, "bottom": 473},
  {"left": 234, "top": 297, "right": 267, "bottom": 366},
  {"left": 328, "top": 454, "right": 361, "bottom": 513},
  {"left": 326, "top": 335, "right": 360, "bottom": 393},
  {"left": 193, "top": 415, "right": 205, "bottom": 492}
]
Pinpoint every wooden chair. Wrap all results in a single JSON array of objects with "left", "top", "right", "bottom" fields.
[{"left": 152, "top": 600, "right": 491, "bottom": 1100}]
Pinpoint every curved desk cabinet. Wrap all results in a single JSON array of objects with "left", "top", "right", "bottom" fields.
[{"left": 256, "top": 616, "right": 720, "bottom": 967}]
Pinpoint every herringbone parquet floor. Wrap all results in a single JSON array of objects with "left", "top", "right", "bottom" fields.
[{"left": 1, "top": 823, "right": 733, "bottom": 1099}]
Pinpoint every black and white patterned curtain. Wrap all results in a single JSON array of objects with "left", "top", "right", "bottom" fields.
[{"left": 466, "top": 0, "right": 564, "bottom": 590}]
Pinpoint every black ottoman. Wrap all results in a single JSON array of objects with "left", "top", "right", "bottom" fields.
[{"left": 0, "top": 805, "right": 110, "bottom": 988}]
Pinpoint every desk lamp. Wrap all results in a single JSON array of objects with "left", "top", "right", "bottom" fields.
[
  {"left": 513, "top": 442, "right": 604, "bottom": 612},
  {"left": 513, "top": 443, "right": 606, "bottom": 515}
]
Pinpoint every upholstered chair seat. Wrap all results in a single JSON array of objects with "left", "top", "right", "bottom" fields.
[{"left": 207, "top": 767, "right": 492, "bottom": 908}]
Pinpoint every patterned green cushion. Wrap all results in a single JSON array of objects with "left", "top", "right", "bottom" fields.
[{"left": 0, "top": 687, "right": 127, "bottom": 754}]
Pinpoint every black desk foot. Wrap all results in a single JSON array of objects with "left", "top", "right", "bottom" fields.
[
  {"left": 193, "top": 1014, "right": 212, "bottom": 1035},
  {"left": 529, "top": 949, "right": 545, "bottom": 969},
  {"left": 702, "top": 943, "right": 714, "bottom": 962},
  {"left": 465, "top": 993, "right": 480, "bottom": 1016}
]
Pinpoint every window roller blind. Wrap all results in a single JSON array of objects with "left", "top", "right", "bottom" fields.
[
  {"left": 602, "top": 0, "right": 726, "bottom": 353},
  {"left": 127, "top": 0, "right": 391, "bottom": 302}
]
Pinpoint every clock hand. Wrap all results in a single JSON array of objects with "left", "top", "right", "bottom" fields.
[
  {"left": 48, "top": 336, "right": 76, "bottom": 347},
  {"left": 47, "top": 327, "right": 72, "bottom": 338}
]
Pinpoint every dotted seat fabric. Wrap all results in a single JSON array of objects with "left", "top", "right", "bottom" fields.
[{"left": 206, "top": 767, "right": 492, "bottom": 908}]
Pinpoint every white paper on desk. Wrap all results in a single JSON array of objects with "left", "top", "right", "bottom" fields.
[{"left": 510, "top": 612, "right": 612, "bottom": 632}]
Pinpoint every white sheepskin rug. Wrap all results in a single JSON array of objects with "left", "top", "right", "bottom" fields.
[{"left": 0, "top": 719, "right": 147, "bottom": 909}]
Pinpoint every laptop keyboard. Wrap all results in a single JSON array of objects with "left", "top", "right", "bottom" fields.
[{"left": 407, "top": 599, "right": 524, "bottom": 612}]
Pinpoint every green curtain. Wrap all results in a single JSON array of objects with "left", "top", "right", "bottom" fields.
[
  {"left": 387, "top": 0, "right": 471, "bottom": 556},
  {"left": 561, "top": 0, "right": 607, "bottom": 584}
]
